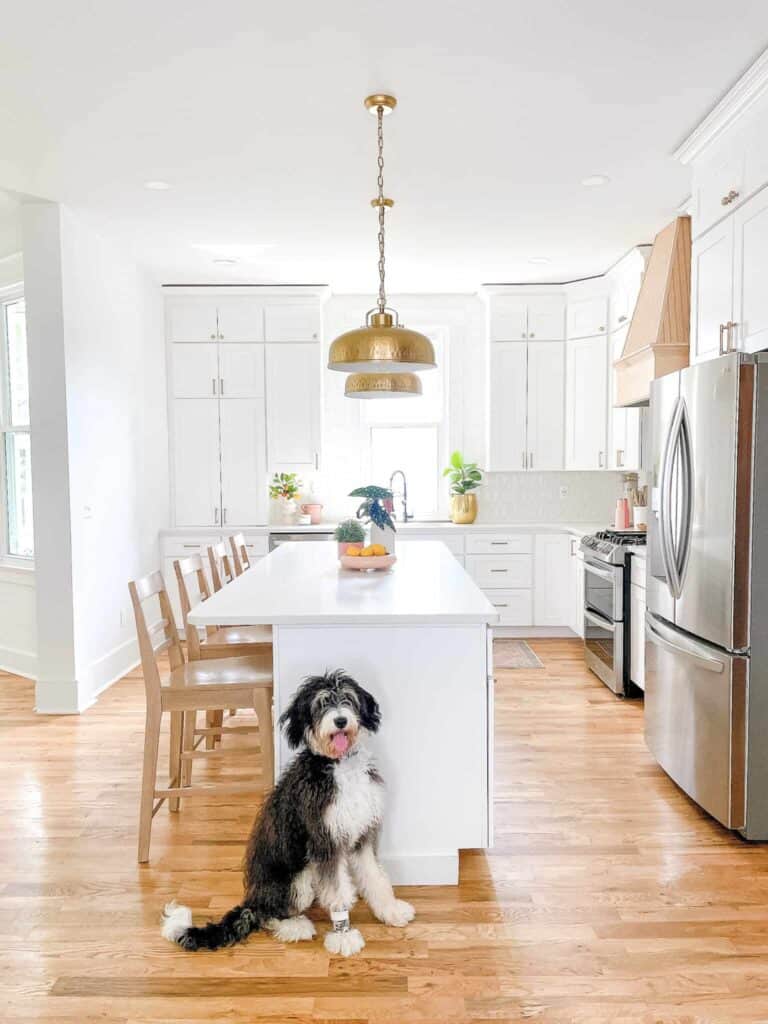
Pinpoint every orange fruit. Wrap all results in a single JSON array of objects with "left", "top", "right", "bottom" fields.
[
  {"left": 370, "top": 544, "right": 387, "bottom": 556},
  {"left": 346, "top": 547, "right": 362, "bottom": 557}
]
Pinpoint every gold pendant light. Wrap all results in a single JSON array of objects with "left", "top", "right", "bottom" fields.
[
  {"left": 344, "top": 372, "right": 422, "bottom": 399},
  {"left": 329, "top": 94, "right": 436, "bottom": 389}
]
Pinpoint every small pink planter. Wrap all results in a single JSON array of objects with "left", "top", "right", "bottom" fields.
[
  {"left": 337, "top": 541, "right": 362, "bottom": 556},
  {"left": 301, "top": 502, "right": 323, "bottom": 525}
]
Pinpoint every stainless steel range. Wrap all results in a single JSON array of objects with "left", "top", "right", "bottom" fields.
[{"left": 580, "top": 529, "right": 646, "bottom": 695}]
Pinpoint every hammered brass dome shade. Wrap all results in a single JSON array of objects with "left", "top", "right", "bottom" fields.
[
  {"left": 329, "top": 313, "right": 436, "bottom": 373},
  {"left": 344, "top": 372, "right": 422, "bottom": 398}
]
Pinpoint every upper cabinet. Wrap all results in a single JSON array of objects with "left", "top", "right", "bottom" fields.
[
  {"left": 565, "top": 334, "right": 608, "bottom": 469},
  {"left": 526, "top": 342, "right": 565, "bottom": 471},
  {"left": 489, "top": 294, "right": 565, "bottom": 341},
  {"left": 265, "top": 302, "right": 321, "bottom": 342},
  {"left": 265, "top": 343, "right": 321, "bottom": 472},
  {"left": 215, "top": 299, "right": 265, "bottom": 342},
  {"left": 566, "top": 296, "right": 608, "bottom": 339},
  {"left": 166, "top": 297, "right": 220, "bottom": 343},
  {"left": 690, "top": 219, "right": 734, "bottom": 364},
  {"left": 733, "top": 186, "right": 768, "bottom": 355}
]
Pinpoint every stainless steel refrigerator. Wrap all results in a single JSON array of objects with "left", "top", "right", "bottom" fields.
[{"left": 646, "top": 351, "right": 768, "bottom": 839}]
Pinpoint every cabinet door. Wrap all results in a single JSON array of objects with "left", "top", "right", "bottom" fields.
[
  {"left": 265, "top": 343, "right": 321, "bottom": 471},
  {"left": 693, "top": 149, "right": 744, "bottom": 238},
  {"left": 166, "top": 298, "right": 220, "bottom": 343},
  {"left": 171, "top": 343, "right": 219, "bottom": 398},
  {"left": 534, "top": 533, "right": 572, "bottom": 626},
  {"left": 489, "top": 297, "right": 528, "bottom": 341},
  {"left": 172, "top": 399, "right": 221, "bottom": 527},
  {"left": 733, "top": 187, "right": 768, "bottom": 354},
  {"left": 566, "top": 335, "right": 608, "bottom": 469},
  {"left": 220, "top": 399, "right": 268, "bottom": 526},
  {"left": 566, "top": 297, "right": 608, "bottom": 339},
  {"left": 264, "top": 303, "right": 321, "bottom": 342},
  {"left": 215, "top": 299, "right": 264, "bottom": 342},
  {"left": 526, "top": 296, "right": 565, "bottom": 341},
  {"left": 527, "top": 342, "right": 564, "bottom": 470},
  {"left": 630, "top": 582, "right": 646, "bottom": 689},
  {"left": 690, "top": 219, "right": 734, "bottom": 364},
  {"left": 488, "top": 343, "right": 527, "bottom": 470},
  {"left": 607, "top": 324, "right": 642, "bottom": 470},
  {"left": 218, "top": 344, "right": 265, "bottom": 398},
  {"left": 570, "top": 546, "right": 585, "bottom": 637}
]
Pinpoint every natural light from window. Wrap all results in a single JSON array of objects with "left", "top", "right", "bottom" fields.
[{"left": 2, "top": 295, "right": 33, "bottom": 559}]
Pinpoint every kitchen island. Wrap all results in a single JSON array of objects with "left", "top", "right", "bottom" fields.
[{"left": 189, "top": 540, "right": 498, "bottom": 884}]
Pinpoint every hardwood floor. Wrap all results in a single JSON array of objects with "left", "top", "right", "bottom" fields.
[{"left": 3, "top": 639, "right": 768, "bottom": 1022}]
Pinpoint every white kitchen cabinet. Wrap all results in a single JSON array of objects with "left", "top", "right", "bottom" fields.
[
  {"left": 265, "top": 342, "right": 321, "bottom": 472},
  {"left": 166, "top": 297, "right": 220, "bottom": 343},
  {"left": 568, "top": 538, "right": 585, "bottom": 637},
  {"left": 488, "top": 343, "right": 528, "bottom": 470},
  {"left": 733, "top": 186, "right": 768, "bottom": 354},
  {"left": 466, "top": 533, "right": 532, "bottom": 555},
  {"left": 171, "top": 343, "right": 219, "bottom": 398},
  {"left": 264, "top": 302, "right": 321, "bottom": 342},
  {"left": 566, "top": 334, "right": 608, "bottom": 469},
  {"left": 220, "top": 399, "right": 268, "bottom": 526},
  {"left": 630, "top": 581, "right": 646, "bottom": 690},
  {"left": 567, "top": 297, "right": 608, "bottom": 339},
  {"left": 533, "top": 533, "right": 572, "bottom": 626},
  {"left": 527, "top": 342, "right": 565, "bottom": 470},
  {"left": 466, "top": 554, "right": 532, "bottom": 590},
  {"left": 172, "top": 400, "right": 222, "bottom": 527},
  {"left": 489, "top": 294, "right": 564, "bottom": 341},
  {"left": 215, "top": 299, "right": 265, "bottom": 343},
  {"left": 218, "top": 344, "right": 265, "bottom": 398},
  {"left": 485, "top": 589, "right": 533, "bottom": 627},
  {"left": 693, "top": 149, "right": 745, "bottom": 239},
  {"left": 690, "top": 218, "right": 734, "bottom": 364},
  {"left": 607, "top": 324, "right": 642, "bottom": 471}
]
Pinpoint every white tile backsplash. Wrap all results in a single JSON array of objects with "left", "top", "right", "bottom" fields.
[{"left": 475, "top": 471, "right": 625, "bottom": 524}]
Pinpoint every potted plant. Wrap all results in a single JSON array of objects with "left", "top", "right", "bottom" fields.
[
  {"left": 269, "top": 472, "right": 302, "bottom": 524},
  {"left": 334, "top": 518, "right": 366, "bottom": 556},
  {"left": 349, "top": 485, "right": 396, "bottom": 551},
  {"left": 443, "top": 451, "right": 483, "bottom": 524}
]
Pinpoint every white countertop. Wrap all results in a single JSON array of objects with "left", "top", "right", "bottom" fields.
[
  {"left": 188, "top": 541, "right": 498, "bottom": 627},
  {"left": 163, "top": 521, "right": 606, "bottom": 538}
]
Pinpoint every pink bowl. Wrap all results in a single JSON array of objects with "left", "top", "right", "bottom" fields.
[{"left": 339, "top": 554, "right": 397, "bottom": 572}]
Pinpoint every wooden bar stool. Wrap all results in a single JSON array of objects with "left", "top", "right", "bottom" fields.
[
  {"left": 208, "top": 540, "right": 237, "bottom": 592},
  {"left": 229, "top": 532, "right": 252, "bottom": 576},
  {"left": 128, "top": 570, "right": 274, "bottom": 863}
]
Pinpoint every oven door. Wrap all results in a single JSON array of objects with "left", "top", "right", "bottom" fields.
[
  {"left": 584, "top": 608, "right": 624, "bottom": 694},
  {"left": 583, "top": 557, "right": 623, "bottom": 621}
]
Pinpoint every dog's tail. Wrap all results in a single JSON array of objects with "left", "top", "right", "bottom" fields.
[{"left": 161, "top": 900, "right": 260, "bottom": 951}]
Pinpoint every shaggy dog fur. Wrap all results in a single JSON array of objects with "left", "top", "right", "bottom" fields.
[{"left": 161, "top": 670, "right": 414, "bottom": 957}]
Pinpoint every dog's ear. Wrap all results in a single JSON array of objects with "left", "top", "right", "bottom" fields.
[
  {"left": 351, "top": 681, "right": 381, "bottom": 734},
  {"left": 278, "top": 682, "right": 313, "bottom": 749}
]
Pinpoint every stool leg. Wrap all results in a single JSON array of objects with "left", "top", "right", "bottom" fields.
[
  {"left": 205, "top": 710, "right": 216, "bottom": 750},
  {"left": 138, "top": 704, "right": 161, "bottom": 863},
  {"left": 168, "top": 710, "right": 183, "bottom": 812},
  {"left": 181, "top": 710, "right": 196, "bottom": 790},
  {"left": 254, "top": 690, "right": 274, "bottom": 790}
]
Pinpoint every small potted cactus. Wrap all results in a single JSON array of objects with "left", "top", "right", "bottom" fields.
[{"left": 334, "top": 518, "right": 366, "bottom": 556}]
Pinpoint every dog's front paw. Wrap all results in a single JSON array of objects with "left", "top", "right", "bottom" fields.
[
  {"left": 379, "top": 899, "right": 415, "bottom": 927},
  {"left": 324, "top": 927, "right": 365, "bottom": 957}
]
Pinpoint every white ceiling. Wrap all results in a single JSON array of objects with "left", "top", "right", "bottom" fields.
[{"left": 0, "top": 1, "right": 766, "bottom": 291}]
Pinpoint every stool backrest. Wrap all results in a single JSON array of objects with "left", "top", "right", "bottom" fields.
[
  {"left": 128, "top": 571, "right": 185, "bottom": 708},
  {"left": 173, "top": 555, "right": 213, "bottom": 658},
  {"left": 208, "top": 540, "right": 236, "bottom": 592},
  {"left": 229, "top": 532, "right": 251, "bottom": 576}
]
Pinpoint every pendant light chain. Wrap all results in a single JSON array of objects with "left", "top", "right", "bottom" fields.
[{"left": 376, "top": 105, "right": 387, "bottom": 313}]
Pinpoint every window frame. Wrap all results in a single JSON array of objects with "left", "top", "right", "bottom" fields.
[{"left": 0, "top": 283, "right": 33, "bottom": 566}]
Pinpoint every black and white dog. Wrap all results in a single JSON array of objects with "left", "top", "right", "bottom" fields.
[{"left": 161, "top": 670, "right": 414, "bottom": 957}]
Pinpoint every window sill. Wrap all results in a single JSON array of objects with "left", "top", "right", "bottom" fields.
[{"left": 0, "top": 559, "right": 35, "bottom": 585}]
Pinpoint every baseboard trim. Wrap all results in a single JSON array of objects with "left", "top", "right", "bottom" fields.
[
  {"left": 0, "top": 645, "right": 37, "bottom": 680},
  {"left": 379, "top": 852, "right": 459, "bottom": 886},
  {"left": 493, "top": 626, "right": 578, "bottom": 639},
  {"left": 35, "top": 679, "right": 93, "bottom": 715}
]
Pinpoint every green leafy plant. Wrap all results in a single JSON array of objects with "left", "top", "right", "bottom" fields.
[
  {"left": 334, "top": 518, "right": 366, "bottom": 543},
  {"left": 269, "top": 472, "right": 302, "bottom": 501},
  {"left": 442, "top": 451, "right": 483, "bottom": 495},
  {"left": 349, "top": 485, "right": 396, "bottom": 532}
]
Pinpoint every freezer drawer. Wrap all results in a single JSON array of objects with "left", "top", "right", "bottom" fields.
[{"left": 644, "top": 612, "right": 746, "bottom": 829}]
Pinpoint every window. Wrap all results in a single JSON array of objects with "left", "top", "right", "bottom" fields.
[
  {"left": 1, "top": 291, "right": 33, "bottom": 559},
  {"left": 363, "top": 330, "right": 447, "bottom": 518}
]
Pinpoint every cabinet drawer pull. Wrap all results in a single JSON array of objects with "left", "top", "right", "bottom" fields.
[
  {"left": 492, "top": 602, "right": 509, "bottom": 608},
  {"left": 490, "top": 568, "right": 509, "bottom": 573},
  {"left": 490, "top": 541, "right": 509, "bottom": 546},
  {"left": 183, "top": 544, "right": 199, "bottom": 549}
]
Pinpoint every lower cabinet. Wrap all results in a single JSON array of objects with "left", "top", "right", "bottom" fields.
[
  {"left": 484, "top": 589, "right": 533, "bottom": 627},
  {"left": 533, "top": 533, "right": 573, "bottom": 626},
  {"left": 568, "top": 537, "right": 585, "bottom": 637},
  {"left": 630, "top": 571, "right": 646, "bottom": 690}
]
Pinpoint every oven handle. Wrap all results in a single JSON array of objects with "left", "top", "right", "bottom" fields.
[
  {"left": 584, "top": 562, "right": 618, "bottom": 584},
  {"left": 584, "top": 608, "right": 616, "bottom": 633}
]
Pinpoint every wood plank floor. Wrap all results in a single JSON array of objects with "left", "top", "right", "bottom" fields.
[{"left": 3, "top": 639, "right": 768, "bottom": 1023}]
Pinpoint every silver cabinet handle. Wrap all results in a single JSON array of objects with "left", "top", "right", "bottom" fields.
[
  {"left": 218, "top": 333, "right": 225, "bottom": 340},
  {"left": 719, "top": 323, "right": 728, "bottom": 355},
  {"left": 521, "top": 332, "right": 527, "bottom": 339},
  {"left": 214, "top": 507, "right": 219, "bottom": 524},
  {"left": 570, "top": 537, "right": 578, "bottom": 556},
  {"left": 314, "top": 452, "right": 319, "bottom": 470},
  {"left": 210, "top": 333, "right": 216, "bottom": 340},
  {"left": 223, "top": 508, "right": 227, "bottom": 524},
  {"left": 598, "top": 451, "right": 605, "bottom": 468},
  {"left": 599, "top": 325, "right": 605, "bottom": 332},
  {"left": 212, "top": 378, "right": 217, "bottom": 395},
  {"left": 490, "top": 541, "right": 509, "bottom": 546},
  {"left": 183, "top": 543, "right": 199, "bottom": 549},
  {"left": 529, "top": 332, "right": 535, "bottom": 338},
  {"left": 492, "top": 602, "right": 509, "bottom": 608},
  {"left": 616, "top": 449, "right": 624, "bottom": 467},
  {"left": 220, "top": 378, "right": 225, "bottom": 395},
  {"left": 529, "top": 451, "right": 534, "bottom": 469},
  {"left": 490, "top": 568, "right": 509, "bottom": 573}
]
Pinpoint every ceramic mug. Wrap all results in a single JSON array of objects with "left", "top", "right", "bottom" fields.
[{"left": 300, "top": 502, "right": 323, "bottom": 525}]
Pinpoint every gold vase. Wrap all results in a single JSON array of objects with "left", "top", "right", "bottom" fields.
[{"left": 450, "top": 493, "right": 477, "bottom": 524}]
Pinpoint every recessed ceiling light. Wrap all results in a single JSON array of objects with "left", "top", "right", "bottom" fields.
[
  {"left": 581, "top": 174, "right": 610, "bottom": 187},
  {"left": 144, "top": 180, "right": 171, "bottom": 190},
  {"left": 528, "top": 257, "right": 550, "bottom": 265}
]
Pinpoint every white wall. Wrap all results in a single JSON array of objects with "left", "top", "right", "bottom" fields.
[
  {"left": 0, "top": 568, "right": 36, "bottom": 677},
  {"left": 23, "top": 201, "right": 168, "bottom": 712}
]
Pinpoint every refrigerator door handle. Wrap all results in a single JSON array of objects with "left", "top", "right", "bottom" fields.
[
  {"left": 659, "top": 400, "right": 680, "bottom": 596},
  {"left": 646, "top": 616, "right": 724, "bottom": 673},
  {"left": 660, "top": 397, "right": 693, "bottom": 600}
]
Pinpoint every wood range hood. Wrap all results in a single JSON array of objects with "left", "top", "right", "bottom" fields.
[{"left": 614, "top": 216, "right": 691, "bottom": 407}]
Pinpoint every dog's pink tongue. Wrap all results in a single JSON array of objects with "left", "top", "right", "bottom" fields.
[{"left": 331, "top": 732, "right": 349, "bottom": 755}]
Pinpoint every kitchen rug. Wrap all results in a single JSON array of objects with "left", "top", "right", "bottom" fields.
[{"left": 492, "top": 639, "right": 544, "bottom": 669}]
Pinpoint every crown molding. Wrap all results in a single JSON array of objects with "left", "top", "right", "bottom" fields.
[{"left": 674, "top": 47, "right": 768, "bottom": 164}]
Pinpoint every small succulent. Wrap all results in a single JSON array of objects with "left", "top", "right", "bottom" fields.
[
  {"left": 443, "top": 451, "right": 483, "bottom": 495},
  {"left": 349, "top": 485, "right": 396, "bottom": 532},
  {"left": 334, "top": 518, "right": 366, "bottom": 543},
  {"left": 269, "top": 472, "right": 301, "bottom": 501}
]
